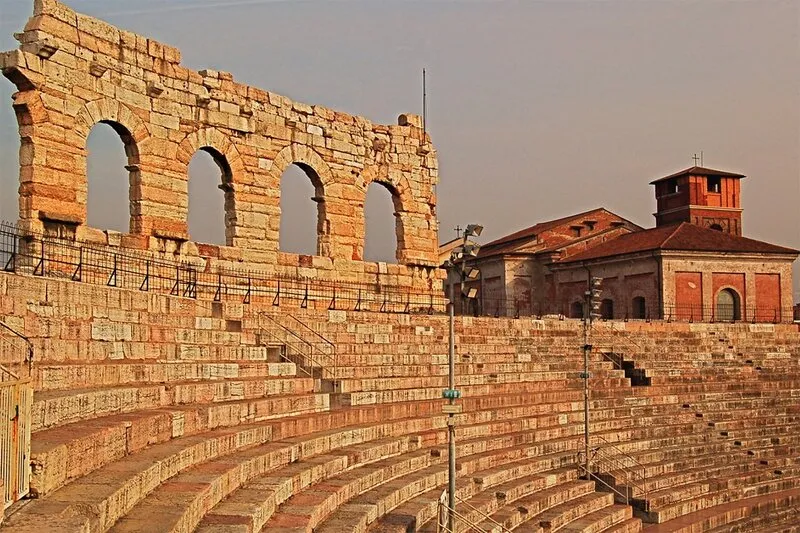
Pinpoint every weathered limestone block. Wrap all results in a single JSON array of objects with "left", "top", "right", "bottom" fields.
[{"left": 2, "top": 0, "right": 441, "bottom": 293}]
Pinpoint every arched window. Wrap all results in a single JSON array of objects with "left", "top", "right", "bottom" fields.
[
  {"left": 279, "top": 163, "right": 324, "bottom": 256},
  {"left": 632, "top": 296, "right": 646, "bottom": 319},
  {"left": 188, "top": 148, "right": 232, "bottom": 246},
  {"left": 716, "top": 288, "right": 741, "bottom": 321},
  {"left": 570, "top": 300, "right": 584, "bottom": 319},
  {"left": 709, "top": 223, "right": 723, "bottom": 231},
  {"left": 364, "top": 182, "right": 400, "bottom": 263},
  {"left": 600, "top": 298, "right": 614, "bottom": 319},
  {"left": 86, "top": 121, "right": 139, "bottom": 233}
]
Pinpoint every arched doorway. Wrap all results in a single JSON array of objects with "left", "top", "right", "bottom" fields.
[
  {"left": 570, "top": 300, "right": 584, "bottom": 319},
  {"left": 632, "top": 296, "right": 646, "bottom": 319},
  {"left": 716, "top": 288, "right": 741, "bottom": 321}
]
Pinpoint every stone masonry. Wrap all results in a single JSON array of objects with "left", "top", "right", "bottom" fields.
[{"left": 0, "top": 0, "right": 440, "bottom": 290}]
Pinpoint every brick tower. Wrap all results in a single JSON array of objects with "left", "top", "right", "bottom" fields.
[{"left": 650, "top": 166, "right": 745, "bottom": 236}]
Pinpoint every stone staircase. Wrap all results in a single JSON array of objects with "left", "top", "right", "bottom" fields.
[{"left": 2, "top": 273, "right": 800, "bottom": 532}]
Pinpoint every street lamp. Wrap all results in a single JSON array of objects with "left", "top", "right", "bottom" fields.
[
  {"left": 582, "top": 276, "right": 602, "bottom": 478},
  {"left": 443, "top": 223, "right": 483, "bottom": 532}
]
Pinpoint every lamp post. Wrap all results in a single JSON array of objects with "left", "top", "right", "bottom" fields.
[
  {"left": 582, "top": 276, "right": 602, "bottom": 478},
  {"left": 443, "top": 223, "right": 483, "bottom": 532}
]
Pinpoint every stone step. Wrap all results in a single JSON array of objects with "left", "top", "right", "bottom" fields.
[
  {"left": 407, "top": 467, "right": 580, "bottom": 532},
  {"left": 194, "top": 434, "right": 422, "bottom": 533},
  {"left": 32, "top": 376, "right": 316, "bottom": 431},
  {"left": 111, "top": 431, "right": 425, "bottom": 533},
  {"left": 33, "top": 360, "right": 297, "bottom": 391},
  {"left": 537, "top": 491, "right": 616, "bottom": 530},
  {"left": 600, "top": 517, "right": 643, "bottom": 533},
  {"left": 29, "top": 393, "right": 330, "bottom": 496},
  {"left": 559, "top": 504, "right": 633, "bottom": 532},
  {"left": 344, "top": 378, "right": 631, "bottom": 407}
]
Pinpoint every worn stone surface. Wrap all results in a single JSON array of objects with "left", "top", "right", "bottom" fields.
[{"left": 1, "top": 0, "right": 440, "bottom": 291}]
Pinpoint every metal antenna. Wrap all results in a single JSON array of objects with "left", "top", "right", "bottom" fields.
[
  {"left": 422, "top": 68, "right": 427, "bottom": 135},
  {"left": 700, "top": 150, "right": 704, "bottom": 167}
]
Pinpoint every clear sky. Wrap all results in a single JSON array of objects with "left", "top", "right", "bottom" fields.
[{"left": 0, "top": 0, "right": 798, "bottom": 299}]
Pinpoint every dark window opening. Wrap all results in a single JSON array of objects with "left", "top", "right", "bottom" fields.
[
  {"left": 707, "top": 176, "right": 721, "bottom": 193},
  {"left": 666, "top": 178, "right": 679, "bottom": 194},
  {"left": 570, "top": 301, "right": 584, "bottom": 319},
  {"left": 600, "top": 298, "right": 614, "bottom": 319},
  {"left": 632, "top": 296, "right": 646, "bottom": 319},
  {"left": 571, "top": 225, "right": 582, "bottom": 238},
  {"left": 709, "top": 223, "right": 723, "bottom": 231}
]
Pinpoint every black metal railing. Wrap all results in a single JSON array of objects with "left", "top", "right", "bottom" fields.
[{"left": 0, "top": 221, "right": 447, "bottom": 315}]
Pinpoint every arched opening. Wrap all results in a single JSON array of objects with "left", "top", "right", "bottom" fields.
[
  {"left": 600, "top": 298, "right": 614, "bottom": 319},
  {"left": 364, "top": 182, "right": 400, "bottom": 263},
  {"left": 279, "top": 163, "right": 324, "bottom": 256},
  {"left": 570, "top": 300, "right": 584, "bottom": 319},
  {"left": 188, "top": 147, "right": 232, "bottom": 246},
  {"left": 709, "top": 223, "right": 723, "bottom": 231},
  {"left": 716, "top": 288, "right": 741, "bottom": 321},
  {"left": 632, "top": 296, "right": 646, "bottom": 319},
  {"left": 86, "top": 121, "right": 139, "bottom": 233}
]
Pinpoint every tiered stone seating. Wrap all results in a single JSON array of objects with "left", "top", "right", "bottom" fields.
[
  {"left": 3, "top": 273, "right": 800, "bottom": 532},
  {"left": 587, "top": 323, "right": 800, "bottom": 530}
]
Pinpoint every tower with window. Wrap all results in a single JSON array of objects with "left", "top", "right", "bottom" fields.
[{"left": 650, "top": 166, "right": 745, "bottom": 235}]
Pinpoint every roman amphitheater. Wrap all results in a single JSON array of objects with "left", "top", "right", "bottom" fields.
[{"left": 0, "top": 1, "right": 799, "bottom": 531}]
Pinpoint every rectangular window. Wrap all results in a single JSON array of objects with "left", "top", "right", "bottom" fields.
[{"left": 707, "top": 176, "right": 721, "bottom": 193}]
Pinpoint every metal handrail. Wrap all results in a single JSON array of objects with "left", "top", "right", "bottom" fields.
[
  {"left": 577, "top": 455, "right": 629, "bottom": 504},
  {"left": 0, "top": 320, "right": 33, "bottom": 376},
  {"left": 287, "top": 313, "right": 335, "bottom": 353},
  {"left": 455, "top": 496, "right": 513, "bottom": 533},
  {"left": 436, "top": 499, "right": 492, "bottom": 533},
  {"left": 586, "top": 436, "right": 650, "bottom": 510},
  {"left": 288, "top": 313, "right": 338, "bottom": 379},
  {"left": 258, "top": 312, "right": 321, "bottom": 379}
]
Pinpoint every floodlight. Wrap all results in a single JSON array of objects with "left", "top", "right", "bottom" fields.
[
  {"left": 462, "top": 287, "right": 479, "bottom": 299},
  {"left": 461, "top": 242, "right": 480, "bottom": 257},
  {"left": 465, "top": 267, "right": 480, "bottom": 280},
  {"left": 465, "top": 224, "right": 483, "bottom": 237}
]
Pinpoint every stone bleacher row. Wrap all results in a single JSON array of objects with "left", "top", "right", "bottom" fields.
[{"left": 0, "top": 273, "right": 799, "bottom": 532}]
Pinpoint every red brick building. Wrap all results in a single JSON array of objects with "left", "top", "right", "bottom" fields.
[{"left": 452, "top": 166, "right": 798, "bottom": 322}]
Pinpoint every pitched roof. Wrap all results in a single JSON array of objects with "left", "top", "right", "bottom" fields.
[
  {"left": 558, "top": 223, "right": 798, "bottom": 263},
  {"left": 479, "top": 207, "right": 614, "bottom": 252},
  {"left": 650, "top": 166, "right": 746, "bottom": 185}
]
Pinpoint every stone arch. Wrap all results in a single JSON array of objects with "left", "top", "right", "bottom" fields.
[
  {"left": 357, "top": 165, "right": 415, "bottom": 263},
  {"left": 177, "top": 128, "right": 245, "bottom": 246},
  {"left": 74, "top": 98, "right": 149, "bottom": 233},
  {"left": 268, "top": 144, "right": 334, "bottom": 257}
]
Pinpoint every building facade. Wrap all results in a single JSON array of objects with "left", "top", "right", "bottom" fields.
[{"left": 450, "top": 166, "right": 798, "bottom": 322}]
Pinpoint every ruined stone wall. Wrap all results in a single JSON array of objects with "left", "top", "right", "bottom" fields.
[{"left": 0, "top": 0, "right": 440, "bottom": 290}]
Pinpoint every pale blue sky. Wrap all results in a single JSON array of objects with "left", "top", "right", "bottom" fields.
[{"left": 0, "top": 0, "right": 798, "bottom": 298}]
